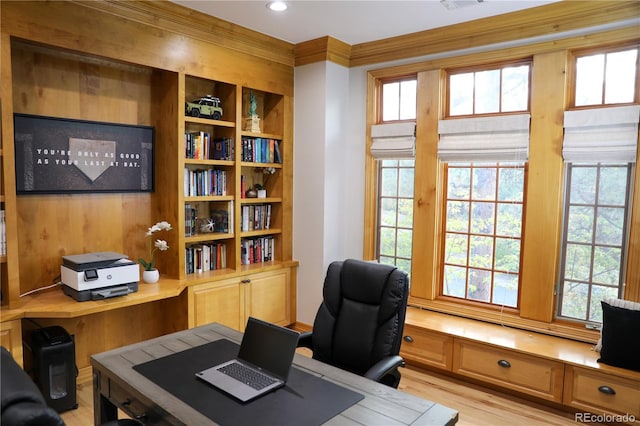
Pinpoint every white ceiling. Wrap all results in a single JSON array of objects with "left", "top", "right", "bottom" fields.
[{"left": 171, "top": 0, "right": 561, "bottom": 45}]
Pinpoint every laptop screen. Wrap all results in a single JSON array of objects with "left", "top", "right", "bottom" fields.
[{"left": 238, "top": 317, "right": 299, "bottom": 381}]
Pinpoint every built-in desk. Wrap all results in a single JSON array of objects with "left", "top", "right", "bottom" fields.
[{"left": 91, "top": 322, "right": 459, "bottom": 425}]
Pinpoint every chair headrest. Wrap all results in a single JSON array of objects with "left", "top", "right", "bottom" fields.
[{"left": 340, "top": 259, "right": 397, "bottom": 304}]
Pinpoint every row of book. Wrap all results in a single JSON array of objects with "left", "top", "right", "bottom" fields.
[
  {"left": 241, "top": 137, "right": 281, "bottom": 163},
  {"left": 0, "top": 210, "right": 5, "bottom": 256},
  {"left": 185, "top": 243, "right": 227, "bottom": 274},
  {"left": 185, "top": 203, "right": 233, "bottom": 236},
  {"left": 241, "top": 204, "right": 271, "bottom": 232},
  {"left": 185, "top": 132, "right": 234, "bottom": 161},
  {"left": 241, "top": 236, "right": 274, "bottom": 265},
  {"left": 184, "top": 168, "right": 227, "bottom": 197}
]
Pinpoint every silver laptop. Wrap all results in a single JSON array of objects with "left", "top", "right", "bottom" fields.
[{"left": 196, "top": 317, "right": 300, "bottom": 402}]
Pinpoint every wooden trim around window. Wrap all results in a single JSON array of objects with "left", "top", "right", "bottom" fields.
[{"left": 366, "top": 29, "right": 640, "bottom": 345}]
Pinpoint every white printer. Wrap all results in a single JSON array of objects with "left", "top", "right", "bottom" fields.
[{"left": 61, "top": 252, "right": 140, "bottom": 302}]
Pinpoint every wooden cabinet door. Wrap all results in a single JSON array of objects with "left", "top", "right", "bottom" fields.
[
  {"left": 0, "top": 319, "right": 23, "bottom": 366},
  {"left": 564, "top": 365, "right": 640, "bottom": 418},
  {"left": 453, "top": 339, "right": 564, "bottom": 402},
  {"left": 190, "top": 279, "right": 243, "bottom": 330},
  {"left": 246, "top": 269, "right": 290, "bottom": 327}
]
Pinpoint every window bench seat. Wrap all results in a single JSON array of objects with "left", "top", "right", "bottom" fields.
[{"left": 401, "top": 307, "right": 640, "bottom": 422}]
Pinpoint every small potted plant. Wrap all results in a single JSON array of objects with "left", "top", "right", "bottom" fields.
[{"left": 139, "top": 221, "right": 172, "bottom": 283}]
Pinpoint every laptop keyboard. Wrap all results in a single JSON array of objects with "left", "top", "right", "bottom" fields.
[{"left": 218, "top": 362, "right": 278, "bottom": 390}]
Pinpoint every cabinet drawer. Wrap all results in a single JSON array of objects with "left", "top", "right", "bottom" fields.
[
  {"left": 564, "top": 365, "right": 640, "bottom": 419},
  {"left": 401, "top": 325, "right": 453, "bottom": 371},
  {"left": 453, "top": 339, "right": 564, "bottom": 402},
  {"left": 108, "top": 379, "right": 150, "bottom": 421}
]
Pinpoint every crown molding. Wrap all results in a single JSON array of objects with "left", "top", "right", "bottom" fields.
[
  {"left": 294, "top": 36, "right": 352, "bottom": 68},
  {"left": 77, "top": 0, "right": 296, "bottom": 67},
  {"left": 291, "top": 1, "right": 640, "bottom": 68}
]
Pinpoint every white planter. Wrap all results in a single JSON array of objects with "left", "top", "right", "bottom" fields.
[
  {"left": 142, "top": 269, "right": 159, "bottom": 284},
  {"left": 257, "top": 189, "right": 267, "bottom": 198}
]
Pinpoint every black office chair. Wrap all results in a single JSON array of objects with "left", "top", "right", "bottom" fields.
[{"left": 298, "top": 259, "right": 409, "bottom": 388}]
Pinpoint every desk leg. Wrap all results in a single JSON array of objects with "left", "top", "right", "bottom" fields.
[{"left": 93, "top": 371, "right": 117, "bottom": 425}]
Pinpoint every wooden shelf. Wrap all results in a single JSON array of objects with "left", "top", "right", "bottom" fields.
[
  {"left": 240, "top": 161, "right": 282, "bottom": 169},
  {"left": 185, "top": 233, "right": 234, "bottom": 243},
  {"left": 240, "top": 228, "right": 282, "bottom": 238},
  {"left": 184, "top": 159, "right": 234, "bottom": 167},
  {"left": 184, "top": 117, "right": 235, "bottom": 128},
  {"left": 184, "top": 195, "right": 234, "bottom": 202},
  {"left": 240, "top": 197, "right": 282, "bottom": 204}
]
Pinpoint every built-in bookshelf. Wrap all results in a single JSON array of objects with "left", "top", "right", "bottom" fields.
[{"left": 180, "top": 79, "right": 286, "bottom": 278}]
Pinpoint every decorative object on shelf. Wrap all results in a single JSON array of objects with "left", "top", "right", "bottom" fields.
[
  {"left": 245, "top": 188, "right": 258, "bottom": 198},
  {"left": 142, "top": 268, "right": 160, "bottom": 284},
  {"left": 254, "top": 184, "right": 267, "bottom": 198},
  {"left": 185, "top": 95, "right": 223, "bottom": 120},
  {"left": 138, "top": 221, "right": 172, "bottom": 279},
  {"left": 255, "top": 167, "right": 276, "bottom": 198},
  {"left": 13, "top": 114, "right": 154, "bottom": 194},
  {"left": 199, "top": 217, "right": 216, "bottom": 234},
  {"left": 244, "top": 90, "right": 261, "bottom": 133}
]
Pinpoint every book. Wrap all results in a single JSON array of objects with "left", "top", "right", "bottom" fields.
[{"left": 274, "top": 140, "right": 282, "bottom": 163}]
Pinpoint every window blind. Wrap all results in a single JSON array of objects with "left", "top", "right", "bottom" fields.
[
  {"left": 370, "top": 122, "right": 415, "bottom": 159},
  {"left": 437, "top": 114, "right": 530, "bottom": 162},
  {"left": 563, "top": 105, "right": 640, "bottom": 163}
]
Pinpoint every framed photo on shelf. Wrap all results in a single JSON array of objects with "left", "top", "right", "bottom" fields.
[{"left": 13, "top": 114, "right": 154, "bottom": 194}]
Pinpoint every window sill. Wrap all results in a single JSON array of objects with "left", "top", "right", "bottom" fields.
[{"left": 408, "top": 298, "right": 600, "bottom": 344}]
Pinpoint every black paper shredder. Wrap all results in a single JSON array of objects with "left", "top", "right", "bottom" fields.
[{"left": 30, "top": 325, "right": 78, "bottom": 412}]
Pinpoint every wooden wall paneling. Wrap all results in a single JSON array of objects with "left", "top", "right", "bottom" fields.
[
  {"left": 1, "top": 2, "right": 293, "bottom": 98},
  {"left": 280, "top": 95, "right": 294, "bottom": 262},
  {"left": 519, "top": 51, "right": 567, "bottom": 322},
  {"left": 1, "top": 33, "right": 21, "bottom": 308},
  {"left": 77, "top": 0, "right": 295, "bottom": 67},
  {"left": 21, "top": 297, "right": 186, "bottom": 375},
  {"left": 11, "top": 41, "right": 156, "bottom": 294},
  {"left": 0, "top": 319, "right": 23, "bottom": 366},
  {"left": 151, "top": 70, "right": 181, "bottom": 278},
  {"left": 409, "top": 69, "right": 442, "bottom": 301}
]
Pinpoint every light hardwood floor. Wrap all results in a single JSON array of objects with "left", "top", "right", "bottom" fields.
[{"left": 61, "top": 361, "right": 593, "bottom": 425}]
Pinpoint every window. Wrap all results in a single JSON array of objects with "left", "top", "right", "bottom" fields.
[
  {"left": 376, "top": 78, "right": 417, "bottom": 273},
  {"left": 574, "top": 47, "right": 638, "bottom": 107},
  {"left": 378, "top": 160, "right": 414, "bottom": 273},
  {"left": 442, "top": 162, "right": 525, "bottom": 307},
  {"left": 557, "top": 163, "right": 633, "bottom": 322},
  {"left": 382, "top": 78, "right": 417, "bottom": 121},
  {"left": 366, "top": 38, "right": 640, "bottom": 340},
  {"left": 557, "top": 46, "right": 640, "bottom": 324},
  {"left": 448, "top": 62, "right": 530, "bottom": 116},
  {"left": 439, "top": 62, "right": 531, "bottom": 308}
]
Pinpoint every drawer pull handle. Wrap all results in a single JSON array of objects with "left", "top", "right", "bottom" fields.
[
  {"left": 121, "top": 399, "right": 147, "bottom": 420},
  {"left": 598, "top": 385, "right": 616, "bottom": 395},
  {"left": 241, "top": 279, "right": 251, "bottom": 284},
  {"left": 403, "top": 336, "right": 414, "bottom": 343},
  {"left": 497, "top": 359, "right": 511, "bottom": 368}
]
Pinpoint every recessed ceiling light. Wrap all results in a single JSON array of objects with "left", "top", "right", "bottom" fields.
[
  {"left": 440, "top": 0, "right": 483, "bottom": 10},
  {"left": 267, "top": 1, "right": 288, "bottom": 12}
]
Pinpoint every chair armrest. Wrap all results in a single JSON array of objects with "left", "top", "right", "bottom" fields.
[
  {"left": 363, "top": 355, "right": 405, "bottom": 382},
  {"left": 297, "top": 331, "right": 313, "bottom": 349}
]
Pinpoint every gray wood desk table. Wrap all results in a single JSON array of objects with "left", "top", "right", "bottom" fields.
[{"left": 91, "top": 323, "right": 459, "bottom": 425}]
